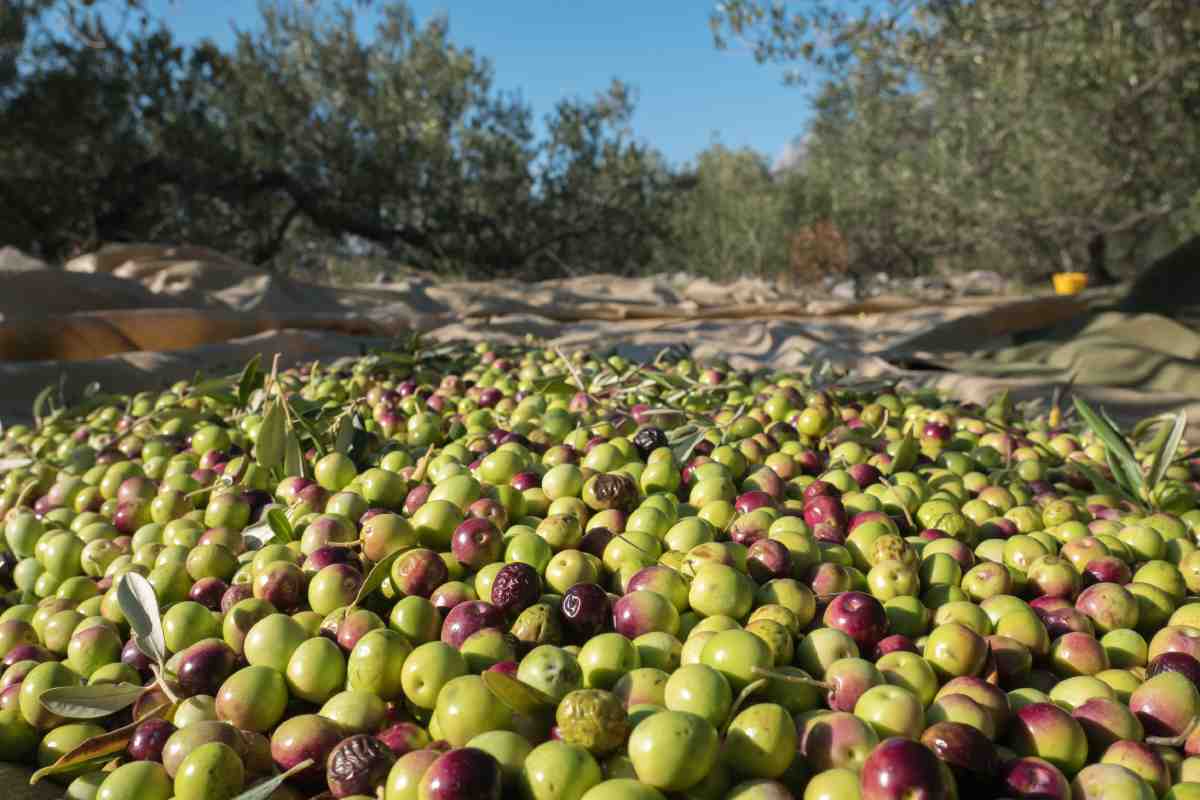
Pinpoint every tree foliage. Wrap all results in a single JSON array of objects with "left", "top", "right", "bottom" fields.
[
  {"left": 652, "top": 143, "right": 803, "bottom": 279},
  {"left": 1, "top": 0, "right": 677, "bottom": 277},
  {"left": 713, "top": 0, "right": 1200, "bottom": 278}
]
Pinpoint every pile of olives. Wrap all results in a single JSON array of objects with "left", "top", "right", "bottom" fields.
[{"left": 0, "top": 342, "right": 1198, "bottom": 800}]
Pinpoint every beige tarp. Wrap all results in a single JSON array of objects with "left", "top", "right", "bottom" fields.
[{"left": 0, "top": 243, "right": 1197, "bottom": 435}]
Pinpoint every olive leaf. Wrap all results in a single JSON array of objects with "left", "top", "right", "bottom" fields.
[
  {"left": 38, "top": 683, "right": 145, "bottom": 719},
  {"left": 1148, "top": 410, "right": 1187, "bottom": 494},
  {"left": 238, "top": 354, "right": 264, "bottom": 408},
  {"left": 116, "top": 572, "right": 167, "bottom": 666},
  {"left": 670, "top": 426, "right": 711, "bottom": 465},
  {"left": 266, "top": 508, "right": 294, "bottom": 544},
  {"left": 351, "top": 549, "right": 403, "bottom": 609},
  {"left": 723, "top": 678, "right": 768, "bottom": 734},
  {"left": 219, "top": 456, "right": 251, "bottom": 491},
  {"left": 334, "top": 413, "right": 355, "bottom": 456},
  {"left": 482, "top": 670, "right": 556, "bottom": 715},
  {"left": 241, "top": 521, "right": 275, "bottom": 549},
  {"left": 0, "top": 458, "right": 33, "bottom": 474},
  {"left": 32, "top": 383, "right": 56, "bottom": 425},
  {"left": 888, "top": 432, "right": 919, "bottom": 474},
  {"left": 228, "top": 758, "right": 317, "bottom": 800},
  {"left": 750, "top": 666, "right": 831, "bottom": 690},
  {"left": 256, "top": 401, "right": 286, "bottom": 471},
  {"left": 1075, "top": 397, "right": 1144, "bottom": 499},
  {"left": 30, "top": 753, "right": 116, "bottom": 785},
  {"left": 410, "top": 446, "right": 434, "bottom": 483},
  {"left": 27, "top": 699, "right": 169, "bottom": 784},
  {"left": 283, "top": 429, "right": 306, "bottom": 479},
  {"left": 1071, "top": 459, "right": 1133, "bottom": 502},
  {"left": 291, "top": 412, "right": 328, "bottom": 459}
]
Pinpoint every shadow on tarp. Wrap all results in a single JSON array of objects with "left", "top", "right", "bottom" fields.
[{"left": 0, "top": 764, "right": 65, "bottom": 800}]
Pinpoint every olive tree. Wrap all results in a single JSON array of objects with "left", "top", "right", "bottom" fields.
[
  {"left": 0, "top": 0, "right": 677, "bottom": 277},
  {"left": 713, "top": 0, "right": 1200, "bottom": 279}
]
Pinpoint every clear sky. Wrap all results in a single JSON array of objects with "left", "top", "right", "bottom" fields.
[{"left": 135, "top": 0, "right": 811, "bottom": 168}]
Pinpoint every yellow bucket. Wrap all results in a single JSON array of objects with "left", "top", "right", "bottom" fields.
[{"left": 1052, "top": 272, "right": 1089, "bottom": 295}]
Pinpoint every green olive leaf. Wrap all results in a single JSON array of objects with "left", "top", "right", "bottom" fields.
[
  {"left": 32, "top": 383, "right": 56, "bottom": 425},
  {"left": 256, "top": 400, "right": 286, "bottom": 471},
  {"left": 115, "top": 572, "right": 167, "bottom": 666},
  {"left": 1075, "top": 397, "right": 1144, "bottom": 496},
  {"left": 38, "top": 683, "right": 145, "bottom": 719},
  {"left": 750, "top": 666, "right": 831, "bottom": 689},
  {"left": 229, "top": 758, "right": 315, "bottom": 800},
  {"left": 283, "top": 428, "right": 306, "bottom": 479},
  {"left": 723, "top": 678, "right": 768, "bottom": 734},
  {"left": 481, "top": 670, "right": 556, "bottom": 715},
  {"left": 290, "top": 412, "right": 327, "bottom": 460},
  {"left": 351, "top": 548, "right": 403, "bottom": 609},
  {"left": 670, "top": 426, "right": 711, "bottom": 465},
  {"left": 0, "top": 458, "right": 33, "bottom": 474},
  {"left": 888, "top": 432, "right": 919, "bottom": 474},
  {"left": 238, "top": 354, "right": 263, "bottom": 408},
  {"left": 334, "top": 413, "right": 355, "bottom": 456},
  {"left": 241, "top": 522, "right": 274, "bottom": 549},
  {"left": 1148, "top": 410, "right": 1188, "bottom": 493},
  {"left": 266, "top": 508, "right": 294, "bottom": 544}
]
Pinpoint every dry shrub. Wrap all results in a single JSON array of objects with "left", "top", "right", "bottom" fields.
[{"left": 790, "top": 219, "right": 849, "bottom": 282}]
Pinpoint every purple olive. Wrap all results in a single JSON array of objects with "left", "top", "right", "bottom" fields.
[
  {"left": 490, "top": 563, "right": 541, "bottom": 617},
  {"left": 391, "top": 548, "right": 448, "bottom": 598},
  {"left": 1148, "top": 652, "right": 1200, "bottom": 686},
  {"left": 441, "top": 602, "right": 505, "bottom": 649},
  {"left": 128, "top": 718, "right": 176, "bottom": 762},
  {"left": 747, "top": 538, "right": 793, "bottom": 583},
  {"left": 220, "top": 583, "right": 254, "bottom": 613},
  {"left": 175, "top": 638, "right": 238, "bottom": 697},
  {"left": 560, "top": 582, "right": 611, "bottom": 641},
  {"left": 377, "top": 722, "right": 432, "bottom": 757},
  {"left": 418, "top": 747, "right": 503, "bottom": 800},
  {"left": 578, "top": 528, "right": 616, "bottom": 559},
  {"left": 920, "top": 721, "right": 999, "bottom": 791},
  {"left": 188, "top": 577, "right": 229, "bottom": 611},
  {"left": 119, "top": 639, "right": 152, "bottom": 677},
  {"left": 326, "top": 733, "right": 396, "bottom": 798}
]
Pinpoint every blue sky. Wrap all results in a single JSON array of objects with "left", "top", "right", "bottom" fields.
[{"left": 134, "top": 0, "right": 812, "bottom": 168}]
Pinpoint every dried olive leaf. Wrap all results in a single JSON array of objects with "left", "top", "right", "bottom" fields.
[{"left": 28, "top": 699, "right": 169, "bottom": 784}]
